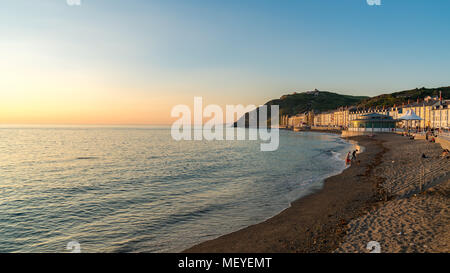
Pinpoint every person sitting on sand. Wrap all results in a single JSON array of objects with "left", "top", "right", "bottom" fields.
[
  {"left": 422, "top": 153, "right": 428, "bottom": 159},
  {"left": 441, "top": 149, "right": 450, "bottom": 158}
]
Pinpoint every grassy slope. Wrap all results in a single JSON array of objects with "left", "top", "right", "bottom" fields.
[
  {"left": 234, "top": 91, "right": 368, "bottom": 127},
  {"left": 356, "top": 86, "right": 450, "bottom": 108},
  {"left": 267, "top": 91, "right": 368, "bottom": 116}
]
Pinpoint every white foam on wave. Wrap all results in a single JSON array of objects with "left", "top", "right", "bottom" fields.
[{"left": 330, "top": 150, "right": 343, "bottom": 161}]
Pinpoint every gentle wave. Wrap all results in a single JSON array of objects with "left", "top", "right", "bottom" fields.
[{"left": 0, "top": 127, "right": 355, "bottom": 253}]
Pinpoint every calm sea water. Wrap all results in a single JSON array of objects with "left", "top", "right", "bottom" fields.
[{"left": 0, "top": 126, "right": 355, "bottom": 253}]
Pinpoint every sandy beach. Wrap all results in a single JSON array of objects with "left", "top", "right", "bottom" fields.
[
  {"left": 184, "top": 133, "right": 449, "bottom": 253},
  {"left": 335, "top": 134, "right": 450, "bottom": 253}
]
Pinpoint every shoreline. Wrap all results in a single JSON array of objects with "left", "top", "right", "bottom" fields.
[
  {"left": 184, "top": 134, "right": 384, "bottom": 253},
  {"left": 184, "top": 133, "right": 449, "bottom": 253},
  {"left": 280, "top": 127, "right": 343, "bottom": 135}
]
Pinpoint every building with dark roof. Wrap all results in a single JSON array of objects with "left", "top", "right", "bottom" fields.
[{"left": 349, "top": 113, "right": 398, "bottom": 132}]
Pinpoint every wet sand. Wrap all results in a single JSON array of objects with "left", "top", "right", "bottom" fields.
[{"left": 184, "top": 134, "right": 449, "bottom": 253}]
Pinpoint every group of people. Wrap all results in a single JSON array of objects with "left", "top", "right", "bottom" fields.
[
  {"left": 401, "top": 131, "right": 416, "bottom": 139},
  {"left": 345, "top": 149, "right": 358, "bottom": 166},
  {"left": 425, "top": 132, "right": 436, "bottom": 143}
]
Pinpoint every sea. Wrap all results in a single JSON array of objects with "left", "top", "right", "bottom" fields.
[{"left": 0, "top": 126, "right": 356, "bottom": 253}]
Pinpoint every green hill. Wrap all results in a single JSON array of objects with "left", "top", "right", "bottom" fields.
[
  {"left": 267, "top": 90, "right": 368, "bottom": 116},
  {"left": 356, "top": 86, "right": 450, "bottom": 109},
  {"left": 233, "top": 90, "right": 368, "bottom": 127}
]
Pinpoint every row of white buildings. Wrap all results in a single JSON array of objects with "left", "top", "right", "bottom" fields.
[{"left": 281, "top": 95, "right": 450, "bottom": 130}]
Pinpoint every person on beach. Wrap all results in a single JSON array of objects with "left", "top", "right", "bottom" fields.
[
  {"left": 346, "top": 152, "right": 352, "bottom": 166},
  {"left": 352, "top": 150, "right": 358, "bottom": 161}
]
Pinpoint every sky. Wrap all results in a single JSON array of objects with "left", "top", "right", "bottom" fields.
[{"left": 1, "top": 0, "right": 449, "bottom": 125}]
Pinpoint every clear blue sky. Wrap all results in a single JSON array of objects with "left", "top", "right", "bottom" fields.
[{"left": 1, "top": 0, "right": 449, "bottom": 124}]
